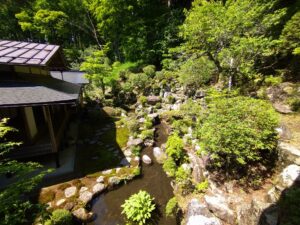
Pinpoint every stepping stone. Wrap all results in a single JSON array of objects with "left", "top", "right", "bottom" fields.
[
  {"left": 64, "top": 186, "right": 77, "bottom": 198},
  {"left": 93, "top": 183, "right": 106, "bottom": 194},
  {"left": 142, "top": 155, "right": 152, "bottom": 164},
  {"left": 79, "top": 191, "right": 93, "bottom": 204}
]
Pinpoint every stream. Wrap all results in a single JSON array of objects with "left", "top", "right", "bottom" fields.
[{"left": 88, "top": 122, "right": 177, "bottom": 225}]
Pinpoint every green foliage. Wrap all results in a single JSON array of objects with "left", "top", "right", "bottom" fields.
[
  {"left": 163, "top": 158, "right": 177, "bottom": 177},
  {"left": 140, "top": 129, "right": 154, "bottom": 140},
  {"left": 279, "top": 188, "right": 300, "bottom": 225},
  {"left": 80, "top": 47, "right": 115, "bottom": 96},
  {"left": 198, "top": 97, "right": 279, "bottom": 172},
  {"left": 175, "top": 166, "right": 190, "bottom": 183},
  {"left": 165, "top": 197, "right": 178, "bottom": 217},
  {"left": 48, "top": 209, "right": 72, "bottom": 225},
  {"left": 178, "top": 57, "right": 214, "bottom": 90},
  {"left": 0, "top": 119, "right": 49, "bottom": 225},
  {"left": 121, "top": 190, "right": 156, "bottom": 225},
  {"left": 138, "top": 96, "right": 147, "bottom": 106},
  {"left": 142, "top": 65, "right": 156, "bottom": 78},
  {"left": 196, "top": 179, "right": 209, "bottom": 193},
  {"left": 177, "top": 0, "right": 286, "bottom": 87},
  {"left": 280, "top": 11, "right": 300, "bottom": 55},
  {"left": 264, "top": 76, "right": 283, "bottom": 86},
  {"left": 124, "top": 73, "right": 149, "bottom": 92},
  {"left": 288, "top": 98, "right": 300, "bottom": 112},
  {"left": 165, "top": 134, "right": 184, "bottom": 162},
  {"left": 132, "top": 145, "right": 142, "bottom": 156}
]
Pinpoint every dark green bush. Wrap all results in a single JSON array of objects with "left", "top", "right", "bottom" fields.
[
  {"left": 198, "top": 96, "right": 279, "bottom": 172},
  {"left": 49, "top": 209, "right": 72, "bottom": 225}
]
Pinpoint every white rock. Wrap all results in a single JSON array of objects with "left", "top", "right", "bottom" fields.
[
  {"left": 142, "top": 155, "right": 152, "bottom": 164},
  {"left": 72, "top": 208, "right": 94, "bottom": 222},
  {"left": 93, "top": 183, "right": 106, "bottom": 194},
  {"left": 187, "top": 215, "right": 222, "bottom": 225},
  {"left": 64, "top": 186, "right": 77, "bottom": 198},
  {"left": 134, "top": 156, "right": 140, "bottom": 161},
  {"left": 79, "top": 187, "right": 88, "bottom": 193},
  {"left": 116, "top": 167, "right": 122, "bottom": 173},
  {"left": 280, "top": 164, "right": 300, "bottom": 187},
  {"left": 96, "top": 176, "right": 105, "bottom": 183},
  {"left": 124, "top": 150, "right": 132, "bottom": 157},
  {"left": 79, "top": 191, "right": 93, "bottom": 204},
  {"left": 56, "top": 199, "right": 66, "bottom": 207}
]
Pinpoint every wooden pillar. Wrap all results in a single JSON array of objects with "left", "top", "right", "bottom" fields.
[
  {"left": 43, "top": 105, "right": 60, "bottom": 167},
  {"left": 23, "top": 107, "right": 38, "bottom": 141}
]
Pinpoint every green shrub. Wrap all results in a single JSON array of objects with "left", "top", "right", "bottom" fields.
[
  {"left": 144, "top": 118, "right": 153, "bottom": 129},
  {"left": 138, "top": 95, "right": 147, "bottom": 106},
  {"left": 165, "top": 197, "right": 178, "bottom": 217},
  {"left": 199, "top": 96, "right": 279, "bottom": 172},
  {"left": 49, "top": 209, "right": 72, "bottom": 225},
  {"left": 264, "top": 76, "right": 282, "bottom": 86},
  {"left": 142, "top": 65, "right": 156, "bottom": 78},
  {"left": 165, "top": 134, "right": 184, "bottom": 162},
  {"left": 279, "top": 188, "right": 300, "bottom": 225},
  {"left": 175, "top": 166, "right": 190, "bottom": 183},
  {"left": 121, "top": 190, "right": 156, "bottom": 225},
  {"left": 126, "top": 119, "right": 140, "bottom": 134},
  {"left": 196, "top": 179, "right": 209, "bottom": 193},
  {"left": 132, "top": 145, "right": 142, "bottom": 156},
  {"left": 140, "top": 129, "right": 154, "bottom": 140},
  {"left": 163, "top": 158, "right": 177, "bottom": 177},
  {"left": 289, "top": 98, "right": 300, "bottom": 111}
]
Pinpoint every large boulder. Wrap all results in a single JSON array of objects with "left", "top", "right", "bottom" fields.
[
  {"left": 188, "top": 152, "right": 208, "bottom": 183},
  {"left": 204, "top": 194, "right": 235, "bottom": 224},
  {"left": 236, "top": 197, "right": 277, "bottom": 225},
  {"left": 153, "top": 147, "right": 167, "bottom": 164},
  {"left": 280, "top": 164, "right": 300, "bottom": 187},
  {"left": 147, "top": 96, "right": 161, "bottom": 105},
  {"left": 278, "top": 142, "right": 300, "bottom": 166},
  {"left": 186, "top": 199, "right": 222, "bottom": 225}
]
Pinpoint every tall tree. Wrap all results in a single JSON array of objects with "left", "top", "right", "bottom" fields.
[{"left": 178, "top": 0, "right": 286, "bottom": 88}]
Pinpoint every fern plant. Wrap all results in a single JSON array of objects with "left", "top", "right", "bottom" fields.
[{"left": 121, "top": 190, "right": 156, "bottom": 225}]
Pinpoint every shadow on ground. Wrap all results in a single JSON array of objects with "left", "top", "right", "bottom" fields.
[
  {"left": 258, "top": 174, "right": 300, "bottom": 225},
  {"left": 74, "top": 107, "right": 129, "bottom": 177}
]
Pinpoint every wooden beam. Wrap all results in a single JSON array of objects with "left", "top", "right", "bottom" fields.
[{"left": 43, "top": 105, "right": 58, "bottom": 153}]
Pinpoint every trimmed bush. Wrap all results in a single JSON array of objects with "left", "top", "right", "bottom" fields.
[
  {"left": 199, "top": 96, "right": 279, "bottom": 172},
  {"left": 121, "top": 190, "right": 156, "bottom": 225}
]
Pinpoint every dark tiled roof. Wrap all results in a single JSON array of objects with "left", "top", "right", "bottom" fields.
[
  {"left": 0, "top": 74, "right": 82, "bottom": 107},
  {"left": 0, "top": 40, "right": 60, "bottom": 66}
]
